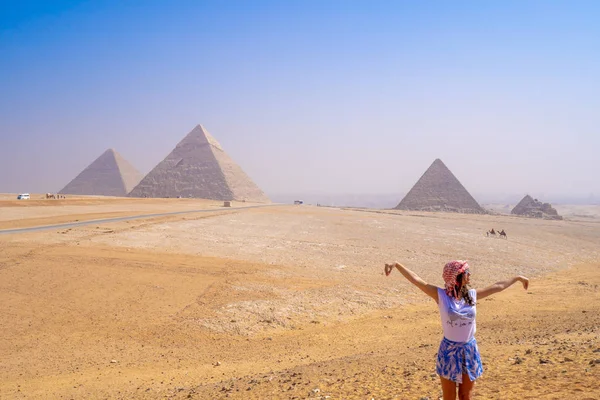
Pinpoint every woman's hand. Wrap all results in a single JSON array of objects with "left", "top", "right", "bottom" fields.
[
  {"left": 384, "top": 263, "right": 395, "bottom": 276},
  {"left": 518, "top": 276, "right": 529, "bottom": 290}
]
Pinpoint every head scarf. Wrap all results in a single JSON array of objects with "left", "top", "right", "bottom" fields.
[{"left": 443, "top": 260, "right": 470, "bottom": 299}]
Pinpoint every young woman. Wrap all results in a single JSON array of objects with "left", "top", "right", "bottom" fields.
[{"left": 384, "top": 260, "right": 529, "bottom": 400}]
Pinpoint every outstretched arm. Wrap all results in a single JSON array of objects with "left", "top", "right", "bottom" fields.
[
  {"left": 477, "top": 276, "right": 529, "bottom": 300},
  {"left": 385, "top": 262, "right": 439, "bottom": 303}
]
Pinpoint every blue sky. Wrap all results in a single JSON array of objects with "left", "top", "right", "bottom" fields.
[{"left": 1, "top": 1, "right": 599, "bottom": 201}]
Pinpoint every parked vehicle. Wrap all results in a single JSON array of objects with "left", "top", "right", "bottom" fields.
[{"left": 17, "top": 193, "right": 30, "bottom": 200}]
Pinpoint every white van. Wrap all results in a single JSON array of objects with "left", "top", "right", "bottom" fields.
[{"left": 17, "top": 193, "right": 30, "bottom": 200}]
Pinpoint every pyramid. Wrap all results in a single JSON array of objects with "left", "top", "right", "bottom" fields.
[
  {"left": 395, "top": 159, "right": 485, "bottom": 214},
  {"left": 128, "top": 125, "right": 270, "bottom": 202},
  {"left": 59, "top": 149, "right": 144, "bottom": 196},
  {"left": 511, "top": 195, "right": 562, "bottom": 220}
]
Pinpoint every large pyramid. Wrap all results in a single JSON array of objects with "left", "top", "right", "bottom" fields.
[
  {"left": 128, "top": 125, "right": 270, "bottom": 202},
  {"left": 395, "top": 158, "right": 485, "bottom": 214},
  {"left": 59, "top": 149, "right": 144, "bottom": 196}
]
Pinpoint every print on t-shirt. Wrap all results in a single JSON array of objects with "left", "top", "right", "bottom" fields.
[{"left": 446, "top": 306, "right": 475, "bottom": 327}]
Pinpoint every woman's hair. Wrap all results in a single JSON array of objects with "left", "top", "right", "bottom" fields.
[{"left": 456, "top": 272, "right": 475, "bottom": 306}]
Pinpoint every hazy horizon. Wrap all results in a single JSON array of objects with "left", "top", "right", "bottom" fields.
[{"left": 1, "top": 1, "right": 599, "bottom": 200}]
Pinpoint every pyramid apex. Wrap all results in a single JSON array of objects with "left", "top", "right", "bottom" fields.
[
  {"left": 99, "top": 148, "right": 120, "bottom": 160},
  {"left": 179, "top": 124, "right": 223, "bottom": 151}
]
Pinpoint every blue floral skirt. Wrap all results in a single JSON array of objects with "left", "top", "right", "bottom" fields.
[{"left": 436, "top": 337, "right": 483, "bottom": 384}]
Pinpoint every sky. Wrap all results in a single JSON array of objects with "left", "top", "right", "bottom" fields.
[{"left": 1, "top": 1, "right": 599, "bottom": 202}]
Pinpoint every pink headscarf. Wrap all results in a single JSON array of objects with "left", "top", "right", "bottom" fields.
[{"left": 443, "top": 260, "right": 470, "bottom": 299}]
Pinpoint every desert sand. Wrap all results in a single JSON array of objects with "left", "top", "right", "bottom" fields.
[{"left": 0, "top": 197, "right": 599, "bottom": 399}]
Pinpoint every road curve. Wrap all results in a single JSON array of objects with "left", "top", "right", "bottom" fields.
[{"left": 0, "top": 204, "right": 277, "bottom": 235}]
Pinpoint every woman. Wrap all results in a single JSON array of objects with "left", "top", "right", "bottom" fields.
[{"left": 384, "top": 260, "right": 529, "bottom": 400}]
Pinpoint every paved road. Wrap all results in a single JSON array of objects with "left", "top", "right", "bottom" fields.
[{"left": 0, "top": 204, "right": 275, "bottom": 235}]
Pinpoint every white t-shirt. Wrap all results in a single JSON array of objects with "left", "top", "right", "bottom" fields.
[{"left": 437, "top": 287, "right": 477, "bottom": 343}]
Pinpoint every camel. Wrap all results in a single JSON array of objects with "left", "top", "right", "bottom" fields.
[
  {"left": 486, "top": 228, "right": 507, "bottom": 239},
  {"left": 46, "top": 193, "right": 55, "bottom": 199}
]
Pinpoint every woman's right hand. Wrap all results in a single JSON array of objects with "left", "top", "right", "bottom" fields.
[{"left": 384, "top": 263, "right": 395, "bottom": 276}]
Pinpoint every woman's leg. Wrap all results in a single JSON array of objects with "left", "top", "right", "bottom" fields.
[
  {"left": 439, "top": 376, "right": 457, "bottom": 400},
  {"left": 457, "top": 374, "right": 475, "bottom": 400}
]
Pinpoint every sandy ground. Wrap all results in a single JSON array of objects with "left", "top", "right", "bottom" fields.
[
  {"left": 0, "top": 199, "right": 599, "bottom": 399},
  {"left": 0, "top": 195, "right": 255, "bottom": 229}
]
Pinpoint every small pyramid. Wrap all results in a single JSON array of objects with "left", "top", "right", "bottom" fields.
[
  {"left": 511, "top": 195, "right": 562, "bottom": 220},
  {"left": 59, "top": 149, "right": 144, "bottom": 196},
  {"left": 395, "top": 159, "right": 485, "bottom": 214},
  {"left": 128, "top": 125, "right": 270, "bottom": 202},
  {"left": 511, "top": 194, "right": 536, "bottom": 214}
]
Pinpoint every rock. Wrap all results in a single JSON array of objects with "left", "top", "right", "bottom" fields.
[
  {"left": 312, "top": 388, "right": 320, "bottom": 394},
  {"left": 512, "top": 356, "right": 524, "bottom": 365},
  {"left": 215, "top": 361, "right": 221, "bottom": 367},
  {"left": 110, "top": 360, "right": 118, "bottom": 363}
]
